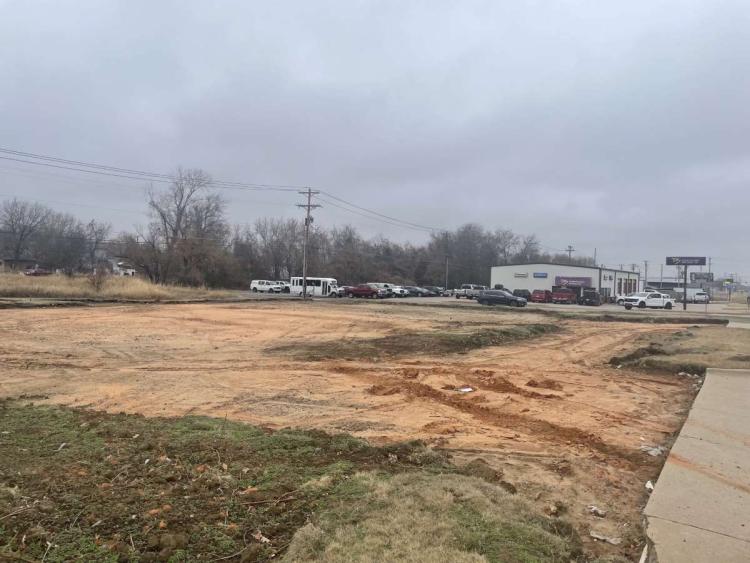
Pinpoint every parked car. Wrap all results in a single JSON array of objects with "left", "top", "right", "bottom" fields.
[
  {"left": 512, "top": 289, "right": 532, "bottom": 300},
  {"left": 250, "top": 280, "right": 284, "bottom": 293},
  {"left": 614, "top": 293, "right": 632, "bottom": 305},
  {"left": 580, "top": 288, "right": 601, "bottom": 306},
  {"left": 346, "top": 283, "right": 387, "bottom": 298},
  {"left": 423, "top": 285, "right": 445, "bottom": 296},
  {"left": 367, "top": 282, "right": 394, "bottom": 297},
  {"left": 23, "top": 267, "right": 52, "bottom": 276},
  {"left": 530, "top": 289, "right": 552, "bottom": 303},
  {"left": 693, "top": 291, "right": 710, "bottom": 304},
  {"left": 389, "top": 285, "right": 410, "bottom": 297},
  {"left": 455, "top": 284, "right": 487, "bottom": 299},
  {"left": 551, "top": 286, "right": 577, "bottom": 304},
  {"left": 622, "top": 292, "right": 675, "bottom": 310},
  {"left": 275, "top": 281, "right": 291, "bottom": 293},
  {"left": 477, "top": 290, "right": 527, "bottom": 307}
]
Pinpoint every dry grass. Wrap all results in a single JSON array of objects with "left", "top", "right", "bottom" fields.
[
  {"left": 284, "top": 471, "right": 579, "bottom": 562},
  {"left": 610, "top": 326, "right": 750, "bottom": 374},
  {"left": 0, "top": 273, "right": 233, "bottom": 301}
]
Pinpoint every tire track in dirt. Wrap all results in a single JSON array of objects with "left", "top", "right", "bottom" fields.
[
  {"left": 327, "top": 360, "right": 644, "bottom": 463},
  {"left": 383, "top": 378, "right": 644, "bottom": 462}
]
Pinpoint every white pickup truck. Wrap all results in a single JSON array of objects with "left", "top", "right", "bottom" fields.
[
  {"left": 454, "top": 284, "right": 487, "bottom": 299},
  {"left": 621, "top": 292, "right": 675, "bottom": 310}
]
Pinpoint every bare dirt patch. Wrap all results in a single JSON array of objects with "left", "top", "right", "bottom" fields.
[{"left": 0, "top": 300, "right": 698, "bottom": 560}]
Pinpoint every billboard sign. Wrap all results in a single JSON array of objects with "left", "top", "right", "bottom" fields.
[
  {"left": 666, "top": 256, "right": 706, "bottom": 266},
  {"left": 690, "top": 272, "right": 714, "bottom": 283},
  {"left": 555, "top": 276, "right": 592, "bottom": 287},
  {"left": 533, "top": 272, "right": 548, "bottom": 278}
]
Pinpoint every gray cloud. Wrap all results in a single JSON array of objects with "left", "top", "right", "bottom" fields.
[{"left": 1, "top": 0, "right": 748, "bottom": 277}]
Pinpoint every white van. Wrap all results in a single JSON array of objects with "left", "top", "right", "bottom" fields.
[
  {"left": 290, "top": 277, "right": 340, "bottom": 297},
  {"left": 250, "top": 280, "right": 284, "bottom": 293}
]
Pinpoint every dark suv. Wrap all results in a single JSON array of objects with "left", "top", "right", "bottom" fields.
[{"left": 512, "top": 289, "right": 532, "bottom": 300}]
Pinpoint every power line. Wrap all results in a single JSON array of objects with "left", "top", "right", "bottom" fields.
[
  {"left": 317, "top": 191, "right": 441, "bottom": 233},
  {"left": 0, "top": 146, "right": 447, "bottom": 233},
  {"left": 315, "top": 194, "right": 436, "bottom": 233}
]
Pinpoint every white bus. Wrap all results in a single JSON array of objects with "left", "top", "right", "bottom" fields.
[{"left": 290, "top": 277, "right": 340, "bottom": 297}]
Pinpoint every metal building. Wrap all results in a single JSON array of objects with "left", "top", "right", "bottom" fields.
[{"left": 490, "top": 262, "right": 641, "bottom": 301}]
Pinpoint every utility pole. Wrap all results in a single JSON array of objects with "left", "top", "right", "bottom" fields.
[
  {"left": 565, "top": 245, "right": 575, "bottom": 263},
  {"left": 444, "top": 255, "right": 449, "bottom": 291},
  {"left": 593, "top": 247, "right": 597, "bottom": 264},
  {"left": 297, "top": 188, "right": 321, "bottom": 299},
  {"left": 643, "top": 260, "right": 649, "bottom": 291}
]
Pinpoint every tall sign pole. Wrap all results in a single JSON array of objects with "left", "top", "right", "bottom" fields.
[
  {"left": 297, "top": 189, "right": 321, "bottom": 299},
  {"left": 666, "top": 257, "right": 707, "bottom": 311}
]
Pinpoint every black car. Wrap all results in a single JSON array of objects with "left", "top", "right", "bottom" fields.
[
  {"left": 477, "top": 290, "right": 527, "bottom": 307},
  {"left": 404, "top": 286, "right": 427, "bottom": 297},
  {"left": 580, "top": 289, "right": 601, "bottom": 306},
  {"left": 512, "top": 289, "right": 532, "bottom": 300},
  {"left": 422, "top": 285, "right": 443, "bottom": 296}
]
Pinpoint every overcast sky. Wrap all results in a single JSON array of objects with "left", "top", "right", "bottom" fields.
[{"left": 1, "top": 1, "right": 748, "bottom": 279}]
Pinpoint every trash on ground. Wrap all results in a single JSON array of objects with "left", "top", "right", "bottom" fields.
[
  {"left": 252, "top": 531, "right": 271, "bottom": 544},
  {"left": 590, "top": 531, "right": 621, "bottom": 545},
  {"left": 56, "top": 442, "right": 67, "bottom": 452},
  {"left": 640, "top": 445, "right": 665, "bottom": 457},
  {"left": 456, "top": 386, "right": 474, "bottom": 393},
  {"left": 645, "top": 480, "right": 654, "bottom": 492},
  {"left": 588, "top": 505, "right": 607, "bottom": 518}
]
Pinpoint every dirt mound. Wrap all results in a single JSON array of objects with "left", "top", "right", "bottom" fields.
[
  {"left": 527, "top": 378, "right": 564, "bottom": 391},
  {"left": 367, "top": 384, "right": 401, "bottom": 396}
]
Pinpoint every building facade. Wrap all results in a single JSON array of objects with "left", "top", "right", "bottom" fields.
[{"left": 490, "top": 263, "right": 641, "bottom": 300}]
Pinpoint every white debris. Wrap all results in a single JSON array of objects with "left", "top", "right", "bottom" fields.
[
  {"left": 252, "top": 531, "right": 271, "bottom": 544},
  {"left": 590, "top": 531, "right": 621, "bottom": 545},
  {"left": 645, "top": 480, "right": 655, "bottom": 492},
  {"left": 457, "top": 386, "right": 474, "bottom": 393},
  {"left": 640, "top": 445, "right": 665, "bottom": 457},
  {"left": 56, "top": 442, "right": 67, "bottom": 452},
  {"left": 678, "top": 371, "right": 689, "bottom": 377}
]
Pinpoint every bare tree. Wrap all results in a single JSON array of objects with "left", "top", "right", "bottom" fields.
[
  {"left": 85, "top": 220, "right": 112, "bottom": 271},
  {"left": 145, "top": 168, "right": 212, "bottom": 282},
  {"left": 0, "top": 198, "right": 51, "bottom": 259}
]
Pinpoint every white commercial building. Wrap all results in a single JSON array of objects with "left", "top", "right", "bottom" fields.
[{"left": 490, "top": 262, "right": 640, "bottom": 301}]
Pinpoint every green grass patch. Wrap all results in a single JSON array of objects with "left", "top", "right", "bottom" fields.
[
  {"left": 0, "top": 402, "right": 578, "bottom": 562},
  {"left": 269, "top": 324, "right": 561, "bottom": 361},
  {"left": 284, "top": 472, "right": 580, "bottom": 563}
]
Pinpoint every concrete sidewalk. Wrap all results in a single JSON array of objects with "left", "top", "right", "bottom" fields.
[{"left": 644, "top": 368, "right": 750, "bottom": 562}]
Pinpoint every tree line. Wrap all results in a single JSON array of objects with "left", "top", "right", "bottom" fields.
[{"left": 1, "top": 168, "right": 594, "bottom": 288}]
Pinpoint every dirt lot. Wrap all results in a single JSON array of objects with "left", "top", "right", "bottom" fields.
[{"left": 0, "top": 300, "right": 700, "bottom": 558}]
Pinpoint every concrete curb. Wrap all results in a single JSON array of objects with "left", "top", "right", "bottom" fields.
[{"left": 643, "top": 368, "right": 750, "bottom": 562}]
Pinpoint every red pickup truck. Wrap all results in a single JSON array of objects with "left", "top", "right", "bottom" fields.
[
  {"left": 551, "top": 287, "right": 577, "bottom": 304},
  {"left": 345, "top": 283, "right": 385, "bottom": 298}
]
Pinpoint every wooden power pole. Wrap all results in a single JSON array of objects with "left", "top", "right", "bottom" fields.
[{"left": 297, "top": 188, "right": 321, "bottom": 299}]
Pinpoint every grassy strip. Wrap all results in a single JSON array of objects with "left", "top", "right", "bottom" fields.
[
  {"left": 609, "top": 326, "right": 750, "bottom": 374},
  {"left": 374, "top": 299, "right": 729, "bottom": 325},
  {"left": 0, "top": 274, "right": 234, "bottom": 301},
  {"left": 0, "top": 403, "right": 578, "bottom": 562},
  {"left": 552, "top": 312, "right": 728, "bottom": 325},
  {"left": 270, "top": 324, "right": 562, "bottom": 361}
]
